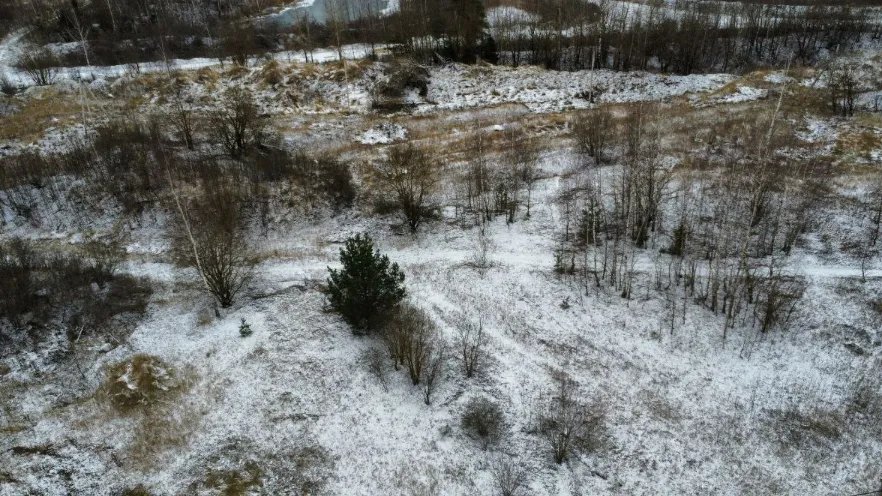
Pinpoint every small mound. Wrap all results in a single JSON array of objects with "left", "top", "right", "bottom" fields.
[{"left": 105, "top": 354, "right": 178, "bottom": 413}]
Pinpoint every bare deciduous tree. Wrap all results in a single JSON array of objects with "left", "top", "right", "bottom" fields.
[
  {"left": 422, "top": 345, "right": 445, "bottom": 405},
  {"left": 490, "top": 455, "right": 526, "bottom": 496},
  {"left": 573, "top": 107, "right": 612, "bottom": 167},
  {"left": 209, "top": 87, "right": 264, "bottom": 159},
  {"left": 456, "top": 316, "right": 486, "bottom": 378},
  {"left": 538, "top": 372, "right": 604, "bottom": 464},
  {"left": 172, "top": 186, "right": 254, "bottom": 308},
  {"left": 377, "top": 142, "right": 439, "bottom": 233}
]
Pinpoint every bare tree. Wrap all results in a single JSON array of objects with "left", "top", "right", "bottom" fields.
[
  {"left": 376, "top": 142, "right": 439, "bottom": 233},
  {"left": 573, "top": 107, "right": 612, "bottom": 167},
  {"left": 456, "top": 316, "right": 487, "bottom": 378},
  {"left": 209, "top": 87, "right": 264, "bottom": 159},
  {"left": 422, "top": 345, "right": 445, "bottom": 405},
  {"left": 511, "top": 134, "right": 540, "bottom": 218},
  {"left": 172, "top": 186, "right": 254, "bottom": 308},
  {"left": 490, "top": 455, "right": 526, "bottom": 496},
  {"left": 538, "top": 372, "right": 603, "bottom": 464},
  {"left": 169, "top": 87, "right": 195, "bottom": 150},
  {"left": 325, "top": 0, "right": 351, "bottom": 79}
]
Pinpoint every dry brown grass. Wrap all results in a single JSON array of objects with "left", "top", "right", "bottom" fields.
[
  {"left": 835, "top": 129, "right": 882, "bottom": 164},
  {"left": 259, "top": 60, "right": 285, "bottom": 87},
  {"left": 104, "top": 354, "right": 181, "bottom": 413},
  {"left": 0, "top": 94, "right": 81, "bottom": 142}
]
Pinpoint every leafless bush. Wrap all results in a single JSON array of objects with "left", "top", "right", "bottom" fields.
[
  {"left": 754, "top": 274, "right": 806, "bottom": 333},
  {"left": 16, "top": 45, "right": 58, "bottom": 86},
  {"left": 0, "top": 238, "right": 39, "bottom": 328},
  {"left": 456, "top": 317, "right": 487, "bottom": 378},
  {"left": 365, "top": 347, "right": 389, "bottom": 392},
  {"left": 209, "top": 86, "right": 265, "bottom": 159},
  {"left": 89, "top": 120, "right": 162, "bottom": 214},
  {"left": 490, "top": 455, "right": 527, "bottom": 496},
  {"left": 168, "top": 89, "right": 195, "bottom": 150},
  {"left": 461, "top": 397, "right": 504, "bottom": 449},
  {"left": 83, "top": 237, "right": 126, "bottom": 286},
  {"left": 467, "top": 230, "right": 494, "bottom": 276},
  {"left": 422, "top": 345, "right": 445, "bottom": 405},
  {"left": 382, "top": 303, "right": 441, "bottom": 386},
  {"left": 404, "top": 307, "right": 439, "bottom": 386},
  {"left": 375, "top": 142, "right": 438, "bottom": 233},
  {"left": 572, "top": 107, "right": 612, "bottom": 167},
  {"left": 0, "top": 239, "right": 149, "bottom": 352},
  {"left": 538, "top": 373, "right": 604, "bottom": 464},
  {"left": 826, "top": 60, "right": 859, "bottom": 117},
  {"left": 383, "top": 305, "right": 412, "bottom": 371}
]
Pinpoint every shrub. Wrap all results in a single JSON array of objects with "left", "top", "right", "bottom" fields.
[
  {"left": 365, "top": 347, "right": 389, "bottom": 392},
  {"left": 83, "top": 238, "right": 126, "bottom": 287},
  {"left": 292, "top": 153, "right": 357, "bottom": 211},
  {"left": 326, "top": 234, "right": 405, "bottom": 334},
  {"left": 105, "top": 354, "right": 177, "bottom": 413},
  {"left": 461, "top": 397, "right": 504, "bottom": 450},
  {"left": 0, "top": 239, "right": 39, "bottom": 328},
  {"left": 538, "top": 373, "right": 604, "bottom": 464},
  {"left": 171, "top": 187, "right": 253, "bottom": 308},
  {"left": 375, "top": 143, "right": 438, "bottom": 233},
  {"left": 456, "top": 317, "right": 487, "bottom": 378},
  {"left": 16, "top": 46, "right": 58, "bottom": 86},
  {"left": 490, "top": 455, "right": 526, "bottom": 496},
  {"left": 209, "top": 86, "right": 265, "bottom": 159},
  {"left": 115, "top": 485, "right": 152, "bottom": 496},
  {"left": 422, "top": 345, "right": 445, "bottom": 405}
]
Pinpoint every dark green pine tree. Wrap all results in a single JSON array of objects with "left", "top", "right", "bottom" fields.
[{"left": 327, "top": 234, "right": 406, "bottom": 334}]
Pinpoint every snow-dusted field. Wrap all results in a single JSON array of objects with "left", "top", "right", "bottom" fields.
[{"left": 2, "top": 44, "right": 882, "bottom": 496}]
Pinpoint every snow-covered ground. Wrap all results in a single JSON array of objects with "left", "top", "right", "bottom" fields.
[
  {"left": 2, "top": 155, "right": 881, "bottom": 494},
  {"left": 2, "top": 36, "right": 882, "bottom": 496}
]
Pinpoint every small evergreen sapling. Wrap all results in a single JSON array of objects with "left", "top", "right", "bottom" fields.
[
  {"left": 239, "top": 318, "right": 253, "bottom": 337},
  {"left": 326, "top": 234, "right": 406, "bottom": 334}
]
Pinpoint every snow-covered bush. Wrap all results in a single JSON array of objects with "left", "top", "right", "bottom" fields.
[
  {"left": 461, "top": 397, "right": 504, "bottom": 450},
  {"left": 538, "top": 374, "right": 604, "bottom": 464},
  {"left": 490, "top": 455, "right": 527, "bottom": 496}
]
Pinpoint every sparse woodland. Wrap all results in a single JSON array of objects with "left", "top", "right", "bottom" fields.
[{"left": 1, "top": 0, "right": 882, "bottom": 494}]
